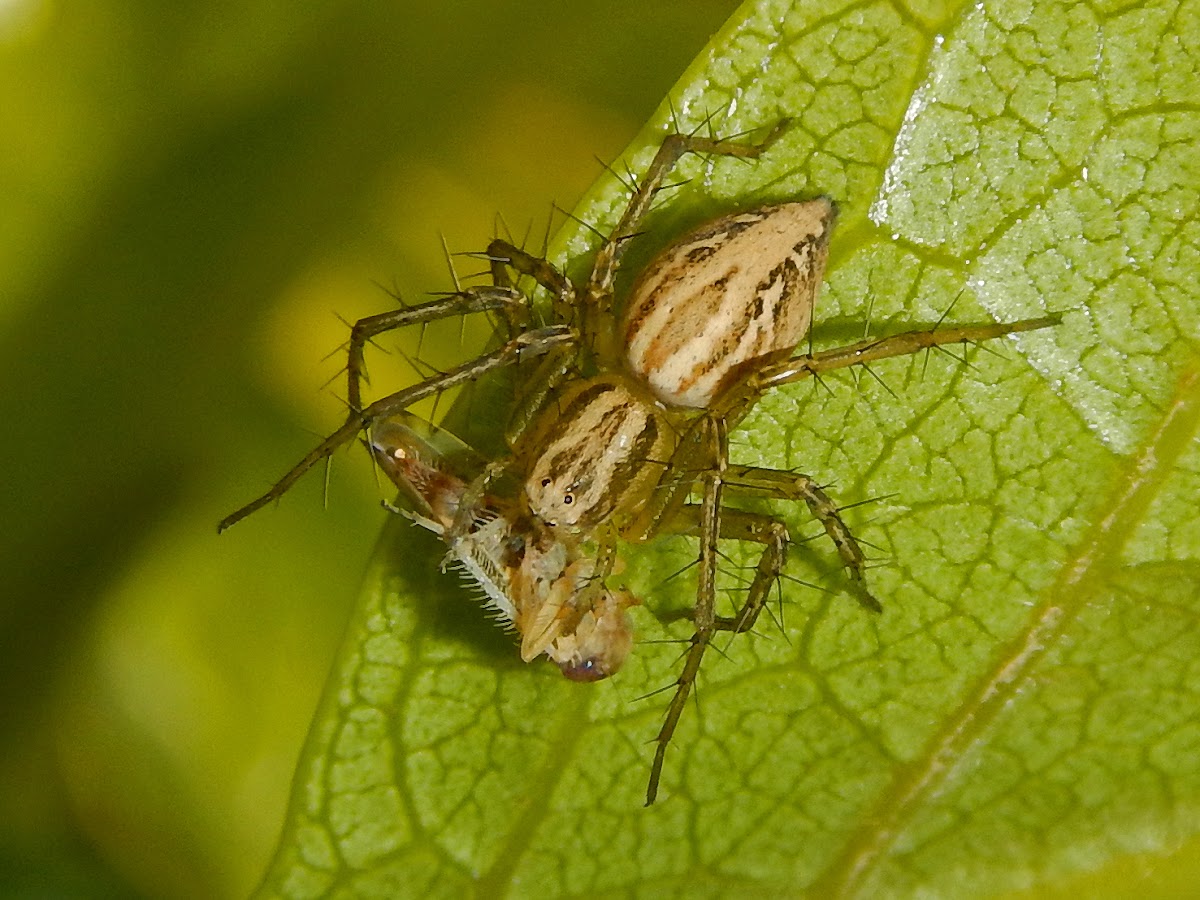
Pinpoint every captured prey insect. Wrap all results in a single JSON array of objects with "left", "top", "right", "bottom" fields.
[
  {"left": 221, "top": 119, "right": 1061, "bottom": 804},
  {"left": 367, "top": 412, "right": 635, "bottom": 681}
]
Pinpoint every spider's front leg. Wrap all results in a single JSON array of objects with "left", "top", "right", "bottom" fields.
[
  {"left": 344, "top": 285, "right": 528, "bottom": 409},
  {"left": 219, "top": 286, "right": 568, "bottom": 532},
  {"left": 483, "top": 239, "right": 576, "bottom": 323}
]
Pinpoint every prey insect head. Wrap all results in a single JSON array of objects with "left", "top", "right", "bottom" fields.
[{"left": 553, "top": 587, "right": 637, "bottom": 682}]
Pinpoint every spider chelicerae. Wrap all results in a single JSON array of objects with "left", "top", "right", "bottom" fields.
[{"left": 222, "top": 121, "right": 1060, "bottom": 804}]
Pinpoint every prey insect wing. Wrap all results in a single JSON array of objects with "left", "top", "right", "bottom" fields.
[{"left": 368, "top": 413, "right": 516, "bottom": 621}]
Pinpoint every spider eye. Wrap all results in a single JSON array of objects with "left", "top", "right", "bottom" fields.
[
  {"left": 562, "top": 494, "right": 573, "bottom": 505},
  {"left": 541, "top": 478, "right": 551, "bottom": 487}
]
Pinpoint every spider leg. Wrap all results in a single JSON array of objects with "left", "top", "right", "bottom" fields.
[
  {"left": 484, "top": 238, "right": 576, "bottom": 324},
  {"left": 637, "top": 409, "right": 874, "bottom": 801},
  {"left": 346, "top": 286, "right": 530, "bottom": 409},
  {"left": 219, "top": 324, "right": 575, "bottom": 531},
  {"left": 743, "top": 313, "right": 1063, "bottom": 406},
  {"left": 723, "top": 465, "right": 880, "bottom": 613},
  {"left": 627, "top": 420, "right": 871, "bottom": 613},
  {"left": 645, "top": 630, "right": 710, "bottom": 806},
  {"left": 503, "top": 343, "right": 580, "bottom": 448},
  {"left": 644, "top": 445, "right": 793, "bottom": 804},
  {"left": 660, "top": 507, "right": 791, "bottom": 635},
  {"left": 475, "top": 238, "right": 589, "bottom": 443},
  {"left": 644, "top": 413, "right": 723, "bottom": 806},
  {"left": 589, "top": 121, "right": 791, "bottom": 298}
]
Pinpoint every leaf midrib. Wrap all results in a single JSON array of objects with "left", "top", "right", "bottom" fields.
[{"left": 813, "top": 365, "right": 1200, "bottom": 896}]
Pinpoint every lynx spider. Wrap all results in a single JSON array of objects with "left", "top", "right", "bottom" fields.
[{"left": 222, "top": 120, "right": 1059, "bottom": 804}]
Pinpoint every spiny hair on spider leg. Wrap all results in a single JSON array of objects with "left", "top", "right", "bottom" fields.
[
  {"left": 709, "top": 632, "right": 752, "bottom": 665},
  {"left": 318, "top": 360, "right": 351, "bottom": 396},
  {"left": 853, "top": 362, "right": 898, "bottom": 397},
  {"left": 768, "top": 583, "right": 789, "bottom": 633},
  {"left": 713, "top": 558, "right": 759, "bottom": 589},
  {"left": 836, "top": 492, "right": 897, "bottom": 515},
  {"left": 687, "top": 105, "right": 722, "bottom": 136},
  {"left": 436, "top": 235, "right": 464, "bottom": 293},
  {"left": 777, "top": 571, "right": 831, "bottom": 594},
  {"left": 804, "top": 368, "right": 835, "bottom": 397},
  {"left": 650, "top": 555, "right": 702, "bottom": 593},
  {"left": 535, "top": 210, "right": 554, "bottom": 259},
  {"left": 390, "top": 342, "right": 442, "bottom": 382},
  {"left": 612, "top": 229, "right": 651, "bottom": 251},
  {"left": 367, "top": 276, "right": 409, "bottom": 307},
  {"left": 549, "top": 202, "right": 607, "bottom": 243},
  {"left": 594, "top": 152, "right": 639, "bottom": 195},
  {"left": 635, "top": 668, "right": 691, "bottom": 704},
  {"left": 930, "top": 341, "right": 974, "bottom": 367}
]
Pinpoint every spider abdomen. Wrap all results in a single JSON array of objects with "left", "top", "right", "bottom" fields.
[{"left": 622, "top": 198, "right": 837, "bottom": 409}]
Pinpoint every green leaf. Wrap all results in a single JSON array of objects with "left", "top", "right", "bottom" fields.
[{"left": 256, "top": 0, "right": 1200, "bottom": 895}]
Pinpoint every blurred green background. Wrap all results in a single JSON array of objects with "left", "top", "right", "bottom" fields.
[{"left": 0, "top": 1, "right": 739, "bottom": 896}]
